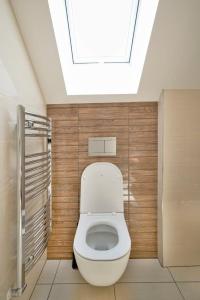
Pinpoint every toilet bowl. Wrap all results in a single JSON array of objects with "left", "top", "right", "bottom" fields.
[{"left": 73, "top": 162, "right": 131, "bottom": 286}]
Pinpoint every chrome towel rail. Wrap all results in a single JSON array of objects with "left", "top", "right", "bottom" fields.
[
  {"left": 25, "top": 151, "right": 50, "bottom": 159},
  {"left": 25, "top": 188, "right": 49, "bottom": 204},
  {"left": 12, "top": 105, "right": 52, "bottom": 297},
  {"left": 26, "top": 215, "right": 49, "bottom": 237},
  {"left": 25, "top": 161, "right": 51, "bottom": 174},
  {"left": 25, "top": 111, "right": 50, "bottom": 121},
  {"left": 25, "top": 127, "right": 50, "bottom": 132},
  {"left": 25, "top": 240, "right": 48, "bottom": 273},
  {"left": 25, "top": 133, "right": 51, "bottom": 138},
  {"left": 25, "top": 205, "right": 48, "bottom": 228},
  {"left": 25, "top": 119, "right": 50, "bottom": 126},
  {"left": 25, "top": 175, "right": 51, "bottom": 195},
  {"left": 25, "top": 180, "right": 51, "bottom": 202},
  {"left": 24, "top": 111, "right": 51, "bottom": 138},
  {"left": 25, "top": 155, "right": 51, "bottom": 166},
  {"left": 25, "top": 171, "right": 51, "bottom": 188},
  {"left": 25, "top": 166, "right": 51, "bottom": 181}
]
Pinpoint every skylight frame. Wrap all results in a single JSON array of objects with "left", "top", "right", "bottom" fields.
[
  {"left": 64, "top": 0, "right": 140, "bottom": 64},
  {"left": 48, "top": 0, "right": 159, "bottom": 95}
]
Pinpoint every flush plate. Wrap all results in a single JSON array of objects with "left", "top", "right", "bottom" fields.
[{"left": 88, "top": 137, "right": 116, "bottom": 156}]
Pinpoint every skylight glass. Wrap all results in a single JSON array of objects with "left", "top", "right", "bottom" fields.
[
  {"left": 48, "top": 0, "right": 159, "bottom": 95},
  {"left": 65, "top": 0, "right": 139, "bottom": 63}
]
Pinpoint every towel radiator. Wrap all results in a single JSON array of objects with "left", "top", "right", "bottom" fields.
[{"left": 12, "top": 105, "right": 52, "bottom": 296}]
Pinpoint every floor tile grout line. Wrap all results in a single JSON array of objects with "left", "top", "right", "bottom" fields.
[
  {"left": 165, "top": 266, "right": 176, "bottom": 282},
  {"left": 47, "top": 260, "right": 61, "bottom": 300},
  {"left": 117, "top": 281, "right": 178, "bottom": 284},
  {"left": 53, "top": 260, "right": 61, "bottom": 284},
  {"left": 168, "top": 265, "right": 200, "bottom": 268},
  {"left": 167, "top": 267, "right": 186, "bottom": 300},
  {"left": 37, "top": 283, "right": 56, "bottom": 286},
  {"left": 29, "top": 256, "right": 51, "bottom": 300}
]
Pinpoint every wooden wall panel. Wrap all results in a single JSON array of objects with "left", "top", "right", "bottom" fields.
[{"left": 47, "top": 102, "right": 158, "bottom": 259}]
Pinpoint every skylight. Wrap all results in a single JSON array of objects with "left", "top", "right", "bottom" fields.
[
  {"left": 65, "top": 0, "right": 139, "bottom": 64},
  {"left": 48, "top": 0, "right": 159, "bottom": 95}
]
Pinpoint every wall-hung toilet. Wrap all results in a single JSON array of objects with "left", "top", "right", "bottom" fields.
[{"left": 73, "top": 162, "right": 131, "bottom": 286}]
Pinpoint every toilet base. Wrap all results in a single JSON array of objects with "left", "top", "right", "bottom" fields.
[
  {"left": 74, "top": 249, "right": 130, "bottom": 286},
  {"left": 72, "top": 252, "right": 78, "bottom": 269}
]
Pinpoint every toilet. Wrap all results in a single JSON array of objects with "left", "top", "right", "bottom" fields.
[{"left": 73, "top": 162, "right": 131, "bottom": 286}]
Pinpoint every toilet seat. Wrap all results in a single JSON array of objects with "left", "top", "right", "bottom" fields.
[{"left": 74, "top": 213, "right": 131, "bottom": 261}]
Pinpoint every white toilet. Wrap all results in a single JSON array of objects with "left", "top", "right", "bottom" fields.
[{"left": 73, "top": 162, "right": 131, "bottom": 286}]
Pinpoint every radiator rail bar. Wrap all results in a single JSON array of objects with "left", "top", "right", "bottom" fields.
[{"left": 11, "top": 105, "right": 52, "bottom": 297}]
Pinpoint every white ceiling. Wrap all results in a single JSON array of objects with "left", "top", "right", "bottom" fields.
[{"left": 11, "top": 0, "right": 200, "bottom": 103}]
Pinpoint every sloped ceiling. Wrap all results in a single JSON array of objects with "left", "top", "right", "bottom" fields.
[{"left": 11, "top": 0, "right": 200, "bottom": 103}]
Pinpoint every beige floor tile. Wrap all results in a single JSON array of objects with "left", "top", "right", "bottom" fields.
[
  {"left": 48, "top": 284, "right": 115, "bottom": 300},
  {"left": 115, "top": 283, "right": 183, "bottom": 300},
  {"left": 54, "top": 260, "right": 86, "bottom": 283},
  {"left": 177, "top": 282, "right": 200, "bottom": 300},
  {"left": 38, "top": 260, "right": 60, "bottom": 284},
  {"left": 119, "top": 259, "right": 173, "bottom": 282},
  {"left": 30, "top": 285, "right": 51, "bottom": 300},
  {"left": 169, "top": 266, "right": 200, "bottom": 282}
]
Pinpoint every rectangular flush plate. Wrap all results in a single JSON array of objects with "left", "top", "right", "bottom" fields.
[{"left": 88, "top": 137, "right": 116, "bottom": 156}]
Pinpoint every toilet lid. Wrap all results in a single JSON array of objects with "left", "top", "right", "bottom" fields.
[
  {"left": 80, "top": 162, "right": 124, "bottom": 213},
  {"left": 73, "top": 213, "right": 131, "bottom": 261}
]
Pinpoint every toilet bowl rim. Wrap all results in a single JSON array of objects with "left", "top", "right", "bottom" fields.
[
  {"left": 77, "top": 213, "right": 127, "bottom": 237},
  {"left": 74, "top": 213, "right": 131, "bottom": 261}
]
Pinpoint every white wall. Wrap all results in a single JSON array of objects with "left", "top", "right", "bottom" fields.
[
  {"left": 0, "top": 1, "right": 46, "bottom": 298},
  {"left": 158, "top": 90, "right": 200, "bottom": 266}
]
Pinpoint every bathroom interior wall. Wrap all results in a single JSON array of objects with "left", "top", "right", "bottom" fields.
[
  {"left": 0, "top": 0, "right": 46, "bottom": 298},
  {"left": 158, "top": 90, "right": 200, "bottom": 266},
  {"left": 47, "top": 102, "right": 158, "bottom": 259}
]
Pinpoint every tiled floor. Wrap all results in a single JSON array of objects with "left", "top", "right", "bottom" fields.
[{"left": 30, "top": 259, "right": 200, "bottom": 300}]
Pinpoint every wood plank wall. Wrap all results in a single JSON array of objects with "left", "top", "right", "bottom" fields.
[{"left": 47, "top": 102, "right": 158, "bottom": 259}]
